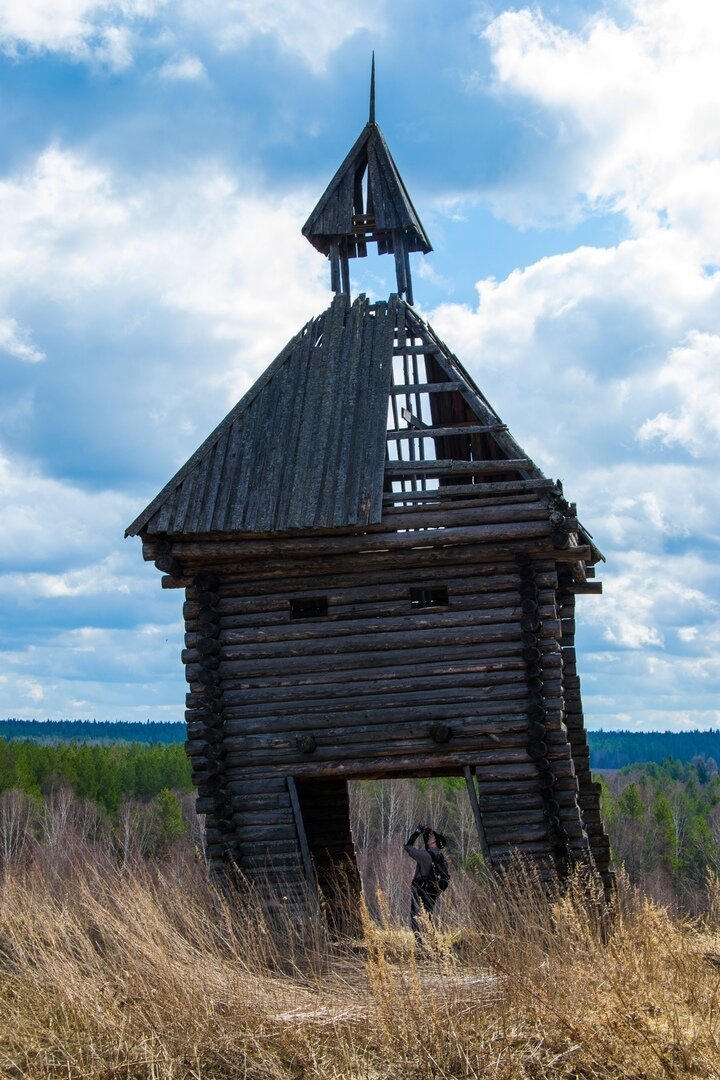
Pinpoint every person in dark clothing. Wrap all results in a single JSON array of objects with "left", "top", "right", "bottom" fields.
[{"left": 404, "top": 824, "right": 449, "bottom": 941}]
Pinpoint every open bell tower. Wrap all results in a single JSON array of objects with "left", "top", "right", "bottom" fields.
[{"left": 127, "top": 62, "right": 613, "bottom": 911}]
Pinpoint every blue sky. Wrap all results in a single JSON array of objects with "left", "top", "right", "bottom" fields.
[{"left": 1, "top": 0, "right": 718, "bottom": 732}]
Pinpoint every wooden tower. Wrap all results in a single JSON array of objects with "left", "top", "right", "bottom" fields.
[{"left": 127, "top": 73, "right": 613, "bottom": 904}]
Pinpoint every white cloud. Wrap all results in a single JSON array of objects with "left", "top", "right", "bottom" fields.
[
  {"left": 157, "top": 52, "right": 205, "bottom": 80},
  {"left": 0, "top": 0, "right": 383, "bottom": 72},
  {"left": 0, "top": 317, "right": 45, "bottom": 362},
  {"left": 0, "top": 145, "right": 330, "bottom": 481},
  {"left": 483, "top": 1, "right": 720, "bottom": 241},
  {"left": 0, "top": 621, "right": 186, "bottom": 719},
  {"left": 186, "top": 0, "right": 384, "bottom": 73},
  {"left": 0, "top": 146, "right": 327, "bottom": 365},
  {"left": 420, "top": 1, "right": 720, "bottom": 731},
  {"left": 0, "top": 0, "right": 159, "bottom": 67},
  {"left": 637, "top": 331, "right": 720, "bottom": 455},
  {"left": 17, "top": 678, "right": 44, "bottom": 703},
  {"left": 587, "top": 551, "right": 718, "bottom": 651},
  {"left": 0, "top": 560, "right": 131, "bottom": 599},
  {"left": 0, "top": 446, "right": 136, "bottom": 569}
]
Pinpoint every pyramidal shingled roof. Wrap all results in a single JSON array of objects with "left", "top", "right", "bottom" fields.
[{"left": 126, "top": 294, "right": 547, "bottom": 539}]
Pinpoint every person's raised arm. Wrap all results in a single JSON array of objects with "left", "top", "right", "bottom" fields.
[{"left": 404, "top": 825, "right": 425, "bottom": 861}]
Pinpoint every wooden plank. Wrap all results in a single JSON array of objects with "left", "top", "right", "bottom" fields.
[
  {"left": 464, "top": 766, "right": 492, "bottom": 861},
  {"left": 327, "top": 296, "right": 372, "bottom": 526},
  {"left": 223, "top": 717, "right": 573, "bottom": 753},
  {"left": 187, "top": 639, "right": 551, "bottom": 680},
  {"left": 390, "top": 381, "right": 461, "bottom": 394},
  {"left": 217, "top": 679, "right": 543, "bottom": 718},
  {"left": 286, "top": 776, "right": 318, "bottom": 904},
  {"left": 224, "top": 754, "right": 576, "bottom": 783},
  {"left": 392, "top": 344, "right": 442, "bottom": 356},
  {"left": 284, "top": 299, "right": 344, "bottom": 530},
  {"left": 216, "top": 667, "right": 540, "bottom": 702},
  {"left": 189, "top": 562, "right": 559, "bottom": 603},
  {"left": 358, "top": 296, "right": 398, "bottom": 524},
  {"left": 209, "top": 649, "right": 554, "bottom": 687},
  {"left": 382, "top": 479, "right": 556, "bottom": 501},
  {"left": 270, "top": 315, "right": 322, "bottom": 530},
  {"left": 385, "top": 459, "right": 530, "bottom": 476},
  {"left": 217, "top": 624, "right": 533, "bottom": 664},
  {"left": 386, "top": 423, "right": 507, "bottom": 440}
]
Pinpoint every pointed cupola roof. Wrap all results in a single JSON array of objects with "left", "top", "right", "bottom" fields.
[{"left": 302, "top": 58, "right": 431, "bottom": 304}]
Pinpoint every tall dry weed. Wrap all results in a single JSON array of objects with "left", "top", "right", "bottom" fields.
[{"left": 0, "top": 838, "right": 718, "bottom": 1078}]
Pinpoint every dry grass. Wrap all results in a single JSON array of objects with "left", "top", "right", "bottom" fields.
[{"left": 0, "top": 849, "right": 718, "bottom": 1079}]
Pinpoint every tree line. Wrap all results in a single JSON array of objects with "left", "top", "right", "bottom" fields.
[
  {"left": 0, "top": 719, "right": 184, "bottom": 744},
  {"left": 0, "top": 734, "right": 719, "bottom": 911},
  {"left": 3, "top": 720, "right": 718, "bottom": 772},
  {"left": 0, "top": 738, "right": 192, "bottom": 813}
]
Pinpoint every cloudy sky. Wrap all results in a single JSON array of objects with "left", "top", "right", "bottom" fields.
[{"left": 1, "top": 0, "right": 718, "bottom": 732}]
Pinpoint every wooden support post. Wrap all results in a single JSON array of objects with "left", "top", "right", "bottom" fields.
[
  {"left": 329, "top": 242, "right": 341, "bottom": 293},
  {"left": 340, "top": 250, "right": 351, "bottom": 295},
  {"left": 464, "top": 765, "right": 492, "bottom": 863},
  {"left": 287, "top": 775, "right": 318, "bottom": 904}
]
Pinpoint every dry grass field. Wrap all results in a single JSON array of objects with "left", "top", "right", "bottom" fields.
[{"left": 0, "top": 843, "right": 719, "bottom": 1080}]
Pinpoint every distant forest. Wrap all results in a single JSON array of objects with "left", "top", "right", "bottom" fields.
[
  {"left": 1, "top": 720, "right": 718, "bottom": 770},
  {"left": 0, "top": 719, "right": 183, "bottom": 744}
]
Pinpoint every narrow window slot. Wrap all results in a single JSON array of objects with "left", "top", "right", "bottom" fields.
[
  {"left": 290, "top": 596, "right": 329, "bottom": 620},
  {"left": 409, "top": 586, "right": 449, "bottom": 609}
]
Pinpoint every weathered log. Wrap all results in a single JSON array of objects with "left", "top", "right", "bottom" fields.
[
  {"left": 219, "top": 719, "right": 574, "bottom": 755},
  {"left": 384, "top": 458, "right": 531, "bottom": 476},
  {"left": 184, "top": 589, "right": 559, "bottom": 633},
  {"left": 189, "top": 605, "right": 557, "bottom": 650},
  {"left": 220, "top": 695, "right": 567, "bottom": 734},
  {"left": 214, "top": 622, "right": 561, "bottom": 664},
  {"left": 166, "top": 521, "right": 567, "bottom": 564},
  {"left": 209, "top": 671, "right": 558, "bottom": 711},
  {"left": 221, "top": 739, "right": 574, "bottom": 772},
  {"left": 183, "top": 570, "right": 559, "bottom": 616},
  {"left": 218, "top": 658, "right": 530, "bottom": 693}
]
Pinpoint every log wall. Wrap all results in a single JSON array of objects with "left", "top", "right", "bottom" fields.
[{"left": 164, "top": 504, "right": 608, "bottom": 897}]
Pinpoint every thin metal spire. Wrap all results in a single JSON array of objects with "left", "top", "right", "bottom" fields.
[{"left": 369, "top": 52, "right": 375, "bottom": 125}]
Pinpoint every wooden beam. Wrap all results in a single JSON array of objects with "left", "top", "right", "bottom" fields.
[
  {"left": 286, "top": 776, "right": 318, "bottom": 905},
  {"left": 464, "top": 766, "right": 492, "bottom": 862},
  {"left": 386, "top": 423, "right": 507, "bottom": 440},
  {"left": 385, "top": 459, "right": 530, "bottom": 476},
  {"left": 162, "top": 520, "right": 559, "bottom": 562},
  {"left": 392, "top": 345, "right": 442, "bottom": 356},
  {"left": 382, "top": 479, "right": 555, "bottom": 501},
  {"left": 390, "top": 382, "right": 461, "bottom": 394}
]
